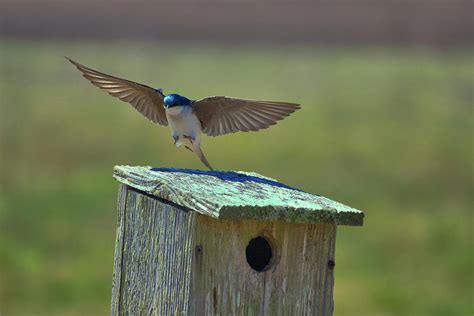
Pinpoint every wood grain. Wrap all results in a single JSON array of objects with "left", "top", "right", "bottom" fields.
[
  {"left": 113, "top": 165, "right": 364, "bottom": 226},
  {"left": 112, "top": 185, "right": 338, "bottom": 315},
  {"left": 190, "top": 215, "right": 336, "bottom": 315},
  {"left": 111, "top": 185, "right": 196, "bottom": 315},
  {"left": 111, "top": 184, "right": 128, "bottom": 316}
]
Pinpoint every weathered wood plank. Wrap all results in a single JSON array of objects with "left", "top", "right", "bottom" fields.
[
  {"left": 261, "top": 222, "right": 336, "bottom": 315},
  {"left": 111, "top": 184, "right": 128, "bottom": 316},
  {"left": 113, "top": 165, "right": 364, "bottom": 226},
  {"left": 189, "top": 216, "right": 266, "bottom": 315},
  {"left": 112, "top": 186, "right": 196, "bottom": 315},
  {"left": 189, "top": 215, "right": 336, "bottom": 316}
]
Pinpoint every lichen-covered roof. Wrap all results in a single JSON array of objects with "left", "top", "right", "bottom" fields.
[{"left": 113, "top": 166, "right": 364, "bottom": 226}]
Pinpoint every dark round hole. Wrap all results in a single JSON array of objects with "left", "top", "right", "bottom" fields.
[
  {"left": 246, "top": 236, "right": 273, "bottom": 272},
  {"left": 328, "top": 259, "right": 336, "bottom": 271}
]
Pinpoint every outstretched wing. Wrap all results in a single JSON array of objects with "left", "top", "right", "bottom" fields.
[
  {"left": 192, "top": 96, "right": 300, "bottom": 136},
  {"left": 66, "top": 57, "right": 168, "bottom": 126}
]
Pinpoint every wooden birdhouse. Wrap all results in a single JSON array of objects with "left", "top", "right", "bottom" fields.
[{"left": 111, "top": 166, "right": 364, "bottom": 315}]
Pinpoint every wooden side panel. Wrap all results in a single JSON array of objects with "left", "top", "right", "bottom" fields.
[
  {"left": 262, "top": 222, "right": 336, "bottom": 315},
  {"left": 111, "top": 184, "right": 128, "bottom": 315},
  {"left": 111, "top": 186, "right": 196, "bottom": 315},
  {"left": 190, "top": 216, "right": 336, "bottom": 316},
  {"left": 189, "top": 216, "right": 266, "bottom": 315}
]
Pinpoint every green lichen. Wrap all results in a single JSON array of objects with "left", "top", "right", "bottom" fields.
[{"left": 113, "top": 165, "right": 364, "bottom": 226}]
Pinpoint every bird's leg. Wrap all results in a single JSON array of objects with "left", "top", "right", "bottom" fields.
[
  {"left": 173, "top": 135, "right": 179, "bottom": 145},
  {"left": 184, "top": 146, "right": 193, "bottom": 152}
]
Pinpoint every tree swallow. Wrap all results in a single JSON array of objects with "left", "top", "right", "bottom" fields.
[{"left": 67, "top": 58, "right": 300, "bottom": 170}]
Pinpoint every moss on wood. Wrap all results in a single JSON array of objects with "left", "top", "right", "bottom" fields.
[{"left": 113, "top": 165, "right": 364, "bottom": 226}]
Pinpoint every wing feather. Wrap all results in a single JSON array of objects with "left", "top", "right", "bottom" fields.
[
  {"left": 193, "top": 96, "right": 300, "bottom": 136},
  {"left": 238, "top": 109, "right": 260, "bottom": 131},
  {"left": 67, "top": 57, "right": 168, "bottom": 126}
]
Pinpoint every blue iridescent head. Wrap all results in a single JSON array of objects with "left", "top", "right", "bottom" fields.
[{"left": 163, "top": 94, "right": 191, "bottom": 108}]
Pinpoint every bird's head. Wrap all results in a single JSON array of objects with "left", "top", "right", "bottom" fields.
[
  {"left": 164, "top": 94, "right": 191, "bottom": 108},
  {"left": 163, "top": 94, "right": 178, "bottom": 108}
]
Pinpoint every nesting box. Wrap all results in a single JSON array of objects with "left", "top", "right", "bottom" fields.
[{"left": 111, "top": 166, "right": 364, "bottom": 315}]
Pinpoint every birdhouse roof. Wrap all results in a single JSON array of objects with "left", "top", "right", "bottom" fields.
[{"left": 113, "top": 165, "right": 364, "bottom": 226}]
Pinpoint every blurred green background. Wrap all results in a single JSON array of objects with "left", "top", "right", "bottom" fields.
[
  {"left": 1, "top": 40, "right": 472, "bottom": 316},
  {"left": 1, "top": 1, "right": 473, "bottom": 315}
]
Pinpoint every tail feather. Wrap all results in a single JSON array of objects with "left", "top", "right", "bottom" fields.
[{"left": 193, "top": 145, "right": 214, "bottom": 170}]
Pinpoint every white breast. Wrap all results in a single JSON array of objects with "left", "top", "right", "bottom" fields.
[
  {"left": 166, "top": 106, "right": 202, "bottom": 147},
  {"left": 165, "top": 106, "right": 186, "bottom": 117}
]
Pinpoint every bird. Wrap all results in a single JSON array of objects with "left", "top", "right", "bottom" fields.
[{"left": 66, "top": 57, "right": 300, "bottom": 170}]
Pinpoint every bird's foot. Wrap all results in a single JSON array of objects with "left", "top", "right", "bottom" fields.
[
  {"left": 182, "top": 135, "right": 195, "bottom": 144},
  {"left": 184, "top": 146, "right": 193, "bottom": 152}
]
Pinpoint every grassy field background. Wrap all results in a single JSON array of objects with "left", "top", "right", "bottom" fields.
[{"left": 0, "top": 40, "right": 472, "bottom": 315}]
